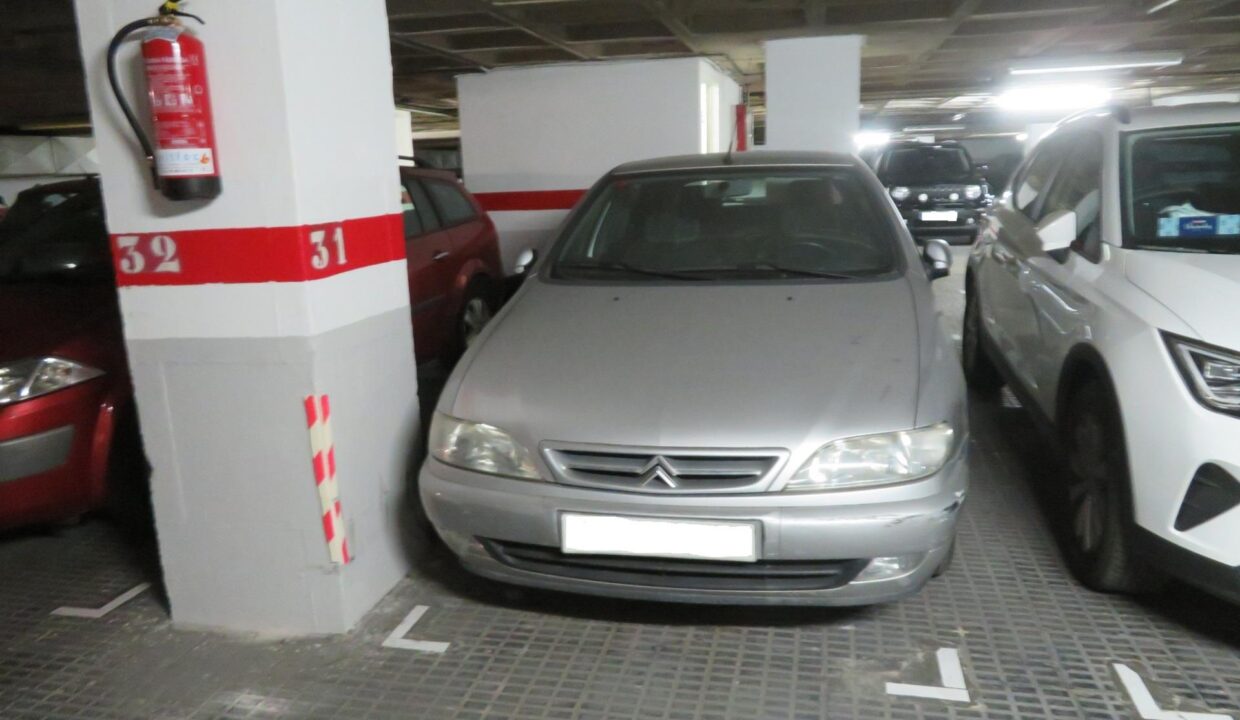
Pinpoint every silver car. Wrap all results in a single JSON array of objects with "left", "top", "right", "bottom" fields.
[{"left": 420, "top": 151, "right": 968, "bottom": 606}]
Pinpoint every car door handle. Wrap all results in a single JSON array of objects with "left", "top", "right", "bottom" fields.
[{"left": 432, "top": 250, "right": 450, "bottom": 262}]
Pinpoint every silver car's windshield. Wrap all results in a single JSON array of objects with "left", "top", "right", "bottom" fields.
[
  {"left": 550, "top": 169, "right": 898, "bottom": 281},
  {"left": 1124, "top": 123, "right": 1240, "bottom": 254}
]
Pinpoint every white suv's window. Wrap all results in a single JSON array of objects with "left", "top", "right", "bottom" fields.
[
  {"left": 1041, "top": 133, "right": 1104, "bottom": 258},
  {"left": 1124, "top": 123, "right": 1240, "bottom": 254},
  {"left": 1013, "top": 137, "right": 1067, "bottom": 216}
]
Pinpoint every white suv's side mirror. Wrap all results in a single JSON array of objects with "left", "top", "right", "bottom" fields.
[{"left": 1036, "top": 209, "right": 1077, "bottom": 253}]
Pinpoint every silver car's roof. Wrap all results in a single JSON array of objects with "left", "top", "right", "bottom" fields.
[{"left": 610, "top": 151, "right": 859, "bottom": 176}]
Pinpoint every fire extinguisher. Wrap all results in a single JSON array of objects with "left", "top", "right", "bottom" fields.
[{"left": 106, "top": 2, "right": 220, "bottom": 201}]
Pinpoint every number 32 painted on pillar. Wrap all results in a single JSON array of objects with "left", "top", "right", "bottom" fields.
[
  {"left": 308, "top": 226, "right": 347, "bottom": 270},
  {"left": 116, "top": 234, "right": 181, "bottom": 274}
]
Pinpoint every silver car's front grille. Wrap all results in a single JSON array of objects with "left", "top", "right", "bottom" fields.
[{"left": 542, "top": 445, "right": 785, "bottom": 494}]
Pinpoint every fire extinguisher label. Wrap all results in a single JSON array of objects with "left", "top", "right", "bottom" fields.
[{"left": 157, "top": 148, "right": 216, "bottom": 176}]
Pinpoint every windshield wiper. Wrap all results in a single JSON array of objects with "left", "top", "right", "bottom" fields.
[
  {"left": 731, "top": 262, "right": 868, "bottom": 280},
  {"left": 556, "top": 261, "right": 713, "bottom": 281}
]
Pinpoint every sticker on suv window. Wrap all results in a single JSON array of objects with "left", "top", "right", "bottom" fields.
[{"left": 1158, "top": 214, "right": 1240, "bottom": 237}]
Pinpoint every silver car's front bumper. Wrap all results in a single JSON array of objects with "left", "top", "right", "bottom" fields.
[{"left": 420, "top": 447, "right": 967, "bottom": 606}]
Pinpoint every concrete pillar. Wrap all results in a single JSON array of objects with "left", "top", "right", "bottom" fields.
[
  {"left": 74, "top": 0, "right": 416, "bottom": 635},
  {"left": 458, "top": 58, "right": 740, "bottom": 273},
  {"left": 763, "top": 36, "right": 863, "bottom": 153}
]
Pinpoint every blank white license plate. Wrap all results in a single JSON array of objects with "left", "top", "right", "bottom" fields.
[
  {"left": 560, "top": 513, "right": 758, "bottom": 562},
  {"left": 921, "top": 210, "right": 958, "bottom": 222}
]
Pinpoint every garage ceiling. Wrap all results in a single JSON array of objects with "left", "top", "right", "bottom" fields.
[
  {"left": 388, "top": 0, "right": 1240, "bottom": 133},
  {"left": 3, "top": 0, "right": 1240, "bottom": 134}
]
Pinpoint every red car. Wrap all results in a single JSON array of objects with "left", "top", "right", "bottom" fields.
[
  {"left": 0, "top": 171, "right": 502, "bottom": 529},
  {"left": 398, "top": 167, "right": 504, "bottom": 364},
  {"left": 0, "top": 179, "right": 138, "bottom": 530}
]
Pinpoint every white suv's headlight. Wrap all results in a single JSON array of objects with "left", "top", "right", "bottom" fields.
[
  {"left": 964, "top": 184, "right": 983, "bottom": 200},
  {"left": 889, "top": 186, "right": 911, "bottom": 201},
  {"left": 0, "top": 357, "right": 104, "bottom": 405},
  {"left": 429, "top": 412, "right": 540, "bottom": 479},
  {"left": 1164, "top": 333, "right": 1240, "bottom": 416},
  {"left": 786, "top": 423, "right": 955, "bottom": 491}
]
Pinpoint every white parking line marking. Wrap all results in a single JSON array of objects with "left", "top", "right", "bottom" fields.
[
  {"left": 381, "top": 605, "right": 450, "bottom": 653},
  {"left": 886, "top": 647, "right": 971, "bottom": 703},
  {"left": 51, "top": 582, "right": 151, "bottom": 619},
  {"left": 1114, "top": 663, "right": 1233, "bottom": 720}
]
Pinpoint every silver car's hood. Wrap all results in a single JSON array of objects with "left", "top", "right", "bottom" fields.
[{"left": 450, "top": 277, "right": 921, "bottom": 453}]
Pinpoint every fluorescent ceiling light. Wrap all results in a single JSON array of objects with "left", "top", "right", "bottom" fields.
[
  {"left": 854, "top": 131, "right": 892, "bottom": 150},
  {"left": 1009, "top": 52, "right": 1182, "bottom": 76},
  {"left": 996, "top": 84, "right": 1112, "bottom": 112},
  {"left": 1147, "top": 0, "right": 1182, "bottom": 13},
  {"left": 1153, "top": 92, "right": 1240, "bottom": 107},
  {"left": 902, "top": 124, "right": 965, "bottom": 133}
]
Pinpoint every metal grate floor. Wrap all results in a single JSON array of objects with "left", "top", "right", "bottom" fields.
[
  {"left": 2, "top": 258, "right": 1238, "bottom": 719},
  {"left": 1, "top": 397, "right": 1237, "bottom": 720}
]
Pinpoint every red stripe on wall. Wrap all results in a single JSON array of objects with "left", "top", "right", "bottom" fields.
[
  {"left": 472, "top": 189, "right": 586, "bottom": 212},
  {"left": 110, "top": 213, "right": 404, "bottom": 287}
]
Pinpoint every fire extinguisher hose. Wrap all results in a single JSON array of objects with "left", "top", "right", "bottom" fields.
[{"left": 106, "top": 17, "right": 161, "bottom": 187}]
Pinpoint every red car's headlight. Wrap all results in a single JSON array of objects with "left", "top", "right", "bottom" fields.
[{"left": 0, "top": 357, "right": 104, "bottom": 405}]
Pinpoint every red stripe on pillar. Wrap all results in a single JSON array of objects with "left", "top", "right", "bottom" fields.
[
  {"left": 341, "top": 539, "right": 350, "bottom": 563},
  {"left": 472, "top": 189, "right": 586, "bottom": 212},
  {"left": 327, "top": 447, "right": 336, "bottom": 479},
  {"left": 322, "top": 509, "right": 334, "bottom": 541},
  {"left": 110, "top": 213, "right": 404, "bottom": 287},
  {"left": 303, "top": 396, "right": 317, "bottom": 427},
  {"left": 320, "top": 395, "right": 331, "bottom": 422},
  {"left": 313, "top": 451, "right": 327, "bottom": 485}
]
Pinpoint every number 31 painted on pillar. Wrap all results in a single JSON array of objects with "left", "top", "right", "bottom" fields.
[{"left": 308, "top": 226, "right": 347, "bottom": 270}]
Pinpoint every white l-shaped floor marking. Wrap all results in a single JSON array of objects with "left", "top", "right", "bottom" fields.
[
  {"left": 51, "top": 582, "right": 151, "bottom": 619},
  {"left": 1114, "top": 663, "right": 1233, "bottom": 720},
  {"left": 886, "top": 647, "right": 971, "bottom": 703},
  {"left": 381, "top": 605, "right": 450, "bottom": 653}
]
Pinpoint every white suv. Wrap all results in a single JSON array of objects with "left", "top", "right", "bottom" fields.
[{"left": 965, "top": 104, "right": 1240, "bottom": 602}]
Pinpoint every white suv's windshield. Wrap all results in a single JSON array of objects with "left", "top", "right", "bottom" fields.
[
  {"left": 551, "top": 169, "right": 898, "bottom": 282},
  {"left": 1124, "top": 123, "right": 1240, "bottom": 254}
]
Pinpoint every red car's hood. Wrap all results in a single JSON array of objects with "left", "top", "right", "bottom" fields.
[{"left": 0, "top": 282, "right": 122, "bottom": 364}]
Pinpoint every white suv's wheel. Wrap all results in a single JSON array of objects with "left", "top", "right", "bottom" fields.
[
  {"left": 1062, "top": 380, "right": 1163, "bottom": 594},
  {"left": 962, "top": 282, "right": 1004, "bottom": 395}
]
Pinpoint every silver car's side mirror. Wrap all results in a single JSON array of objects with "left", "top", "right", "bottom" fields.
[
  {"left": 922, "top": 238, "right": 952, "bottom": 281},
  {"left": 514, "top": 248, "right": 538, "bottom": 275},
  {"left": 1036, "top": 209, "right": 1077, "bottom": 253}
]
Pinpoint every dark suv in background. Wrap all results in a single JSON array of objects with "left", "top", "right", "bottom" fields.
[{"left": 874, "top": 142, "right": 992, "bottom": 244}]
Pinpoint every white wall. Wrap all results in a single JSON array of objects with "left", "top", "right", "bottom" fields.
[
  {"left": 764, "top": 36, "right": 863, "bottom": 153},
  {"left": 0, "top": 135, "right": 98, "bottom": 202},
  {"left": 394, "top": 109, "right": 415, "bottom": 166},
  {"left": 458, "top": 57, "right": 740, "bottom": 272}
]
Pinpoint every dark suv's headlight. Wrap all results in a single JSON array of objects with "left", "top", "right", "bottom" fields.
[{"left": 1163, "top": 332, "right": 1240, "bottom": 417}]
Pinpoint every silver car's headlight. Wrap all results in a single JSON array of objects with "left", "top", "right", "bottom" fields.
[
  {"left": 428, "top": 412, "right": 540, "bottom": 479},
  {"left": 964, "top": 184, "right": 983, "bottom": 200},
  {"left": 0, "top": 357, "right": 104, "bottom": 405},
  {"left": 889, "top": 186, "right": 911, "bottom": 201},
  {"left": 1164, "top": 333, "right": 1240, "bottom": 417},
  {"left": 786, "top": 423, "right": 955, "bottom": 491}
]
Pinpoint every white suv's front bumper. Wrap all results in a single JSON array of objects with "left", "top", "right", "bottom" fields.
[{"left": 1116, "top": 330, "right": 1240, "bottom": 597}]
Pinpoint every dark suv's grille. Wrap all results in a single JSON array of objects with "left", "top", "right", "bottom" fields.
[
  {"left": 482, "top": 540, "right": 868, "bottom": 591},
  {"left": 541, "top": 446, "right": 784, "bottom": 494}
]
